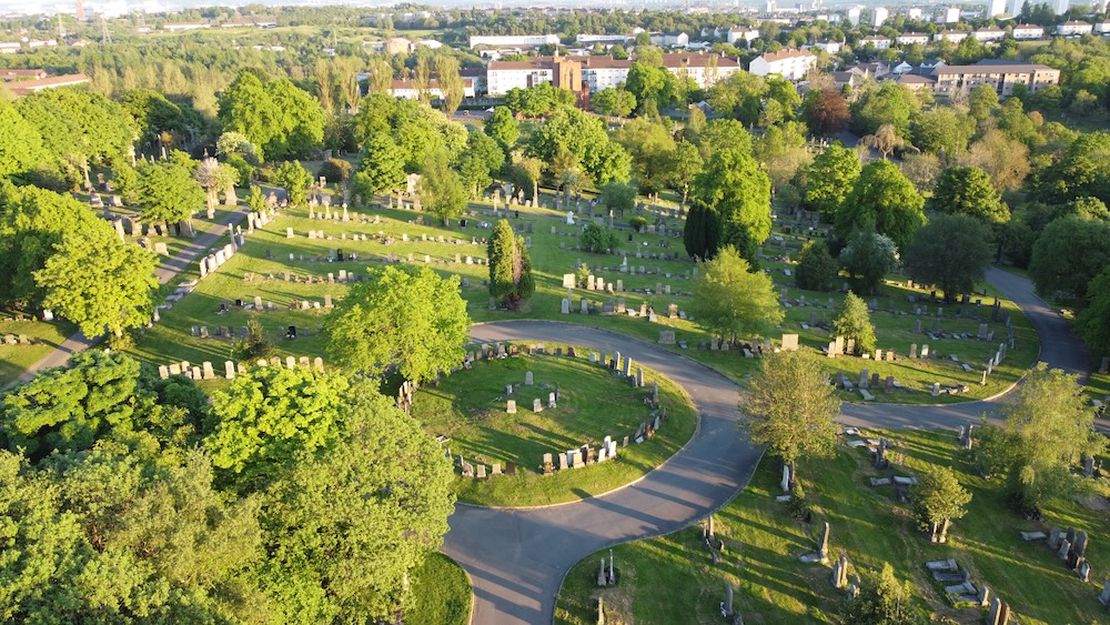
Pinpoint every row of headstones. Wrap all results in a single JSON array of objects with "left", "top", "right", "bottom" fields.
[
  {"left": 838, "top": 370, "right": 899, "bottom": 401},
  {"left": 1045, "top": 526, "right": 1094, "bottom": 582},
  {"left": 1, "top": 334, "right": 35, "bottom": 346},
  {"left": 542, "top": 435, "right": 622, "bottom": 474},
  {"left": 198, "top": 243, "right": 239, "bottom": 279},
  {"left": 925, "top": 558, "right": 989, "bottom": 607},
  {"left": 157, "top": 356, "right": 324, "bottom": 380}
]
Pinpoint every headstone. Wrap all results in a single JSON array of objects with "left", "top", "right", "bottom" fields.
[
  {"left": 781, "top": 333, "right": 799, "bottom": 351},
  {"left": 533, "top": 398, "right": 543, "bottom": 412},
  {"left": 506, "top": 400, "right": 517, "bottom": 414},
  {"left": 561, "top": 298, "right": 570, "bottom": 314},
  {"left": 525, "top": 371, "right": 534, "bottom": 385},
  {"left": 224, "top": 361, "right": 235, "bottom": 379},
  {"left": 818, "top": 522, "right": 830, "bottom": 561}
]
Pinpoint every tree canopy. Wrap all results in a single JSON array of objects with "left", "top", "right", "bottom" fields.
[
  {"left": 691, "top": 138, "right": 771, "bottom": 260},
  {"left": 218, "top": 72, "right": 325, "bottom": 160},
  {"left": 803, "top": 143, "right": 860, "bottom": 218},
  {"left": 903, "top": 214, "right": 993, "bottom": 302},
  {"left": 930, "top": 166, "right": 1009, "bottom": 226},
  {"left": 836, "top": 160, "right": 925, "bottom": 250},
  {"left": 488, "top": 219, "right": 534, "bottom": 309},
  {"left": 1028, "top": 216, "right": 1110, "bottom": 306},
  {"left": 691, "top": 246, "right": 783, "bottom": 343}
]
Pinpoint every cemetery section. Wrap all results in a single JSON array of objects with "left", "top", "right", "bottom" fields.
[
  {"left": 410, "top": 343, "right": 696, "bottom": 507},
  {"left": 555, "top": 429, "right": 1109, "bottom": 625},
  {"left": 126, "top": 184, "right": 1040, "bottom": 405}
]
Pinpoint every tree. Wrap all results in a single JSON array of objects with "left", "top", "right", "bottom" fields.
[
  {"left": 804, "top": 144, "right": 860, "bottom": 218},
  {"left": 485, "top": 106, "right": 520, "bottom": 153},
  {"left": 526, "top": 106, "right": 630, "bottom": 184},
  {"left": 0, "top": 99, "right": 50, "bottom": 179},
  {"left": 614, "top": 117, "right": 675, "bottom": 195},
  {"left": 0, "top": 182, "right": 107, "bottom": 308},
  {"left": 35, "top": 230, "right": 157, "bottom": 339},
  {"left": 219, "top": 73, "right": 325, "bottom": 160},
  {"left": 903, "top": 215, "right": 992, "bottom": 303},
  {"left": 833, "top": 291, "right": 877, "bottom": 354},
  {"left": 625, "top": 60, "right": 670, "bottom": 112},
  {"left": 487, "top": 219, "right": 534, "bottom": 309},
  {"left": 912, "top": 107, "right": 975, "bottom": 161},
  {"left": 795, "top": 240, "right": 839, "bottom": 292},
  {"left": 354, "top": 132, "right": 407, "bottom": 195},
  {"left": 691, "top": 246, "right": 783, "bottom": 343},
  {"left": 1077, "top": 266, "right": 1110, "bottom": 357},
  {"left": 233, "top": 318, "right": 273, "bottom": 360},
  {"left": 912, "top": 467, "right": 971, "bottom": 543},
  {"left": 599, "top": 181, "right": 636, "bottom": 216},
  {"left": 138, "top": 152, "right": 205, "bottom": 228},
  {"left": 457, "top": 130, "right": 504, "bottom": 198},
  {"left": 850, "top": 82, "right": 919, "bottom": 138},
  {"left": 1028, "top": 217, "right": 1110, "bottom": 306},
  {"left": 258, "top": 387, "right": 454, "bottom": 623},
  {"left": 1032, "top": 131, "right": 1110, "bottom": 206},
  {"left": 755, "top": 121, "right": 811, "bottom": 188},
  {"left": 204, "top": 365, "right": 350, "bottom": 484},
  {"left": 511, "top": 151, "right": 542, "bottom": 207},
  {"left": 579, "top": 223, "right": 620, "bottom": 254},
  {"left": 930, "top": 166, "right": 1009, "bottom": 226},
  {"left": 803, "top": 88, "right": 849, "bottom": 135},
  {"left": 861, "top": 123, "right": 905, "bottom": 160},
  {"left": 691, "top": 142, "right": 771, "bottom": 260},
  {"left": 968, "top": 83, "right": 1000, "bottom": 122},
  {"left": 842, "top": 563, "right": 925, "bottom": 625},
  {"left": 683, "top": 199, "right": 720, "bottom": 260},
  {"left": 742, "top": 350, "right": 840, "bottom": 486},
  {"left": 836, "top": 160, "right": 925, "bottom": 250},
  {"left": 325, "top": 265, "right": 469, "bottom": 383},
  {"left": 591, "top": 87, "right": 637, "bottom": 117},
  {"left": 274, "top": 160, "right": 312, "bottom": 209},
  {"left": 419, "top": 149, "right": 466, "bottom": 224},
  {"left": 668, "top": 141, "right": 703, "bottom": 205},
  {"left": 435, "top": 55, "right": 464, "bottom": 115},
  {"left": 961, "top": 129, "right": 1030, "bottom": 192},
  {"left": 991, "top": 364, "right": 1103, "bottom": 510}
]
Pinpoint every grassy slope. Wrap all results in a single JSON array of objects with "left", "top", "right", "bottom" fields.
[
  {"left": 0, "top": 313, "right": 77, "bottom": 387},
  {"left": 125, "top": 190, "right": 1039, "bottom": 404},
  {"left": 411, "top": 347, "right": 697, "bottom": 507},
  {"left": 406, "top": 552, "right": 472, "bottom": 625},
  {"left": 556, "top": 429, "right": 1109, "bottom": 625}
]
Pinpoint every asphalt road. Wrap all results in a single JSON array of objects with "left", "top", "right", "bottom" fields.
[{"left": 444, "top": 266, "right": 1103, "bottom": 625}]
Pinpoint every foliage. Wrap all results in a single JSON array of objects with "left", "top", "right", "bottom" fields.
[
  {"left": 257, "top": 387, "right": 454, "bottom": 623},
  {"left": 138, "top": 151, "right": 205, "bottom": 224},
  {"left": 579, "top": 223, "right": 620, "bottom": 254},
  {"left": 836, "top": 160, "right": 925, "bottom": 250},
  {"left": 599, "top": 181, "right": 636, "bottom": 215},
  {"left": 628, "top": 216, "right": 648, "bottom": 232},
  {"left": 35, "top": 230, "right": 158, "bottom": 339},
  {"left": 487, "top": 219, "right": 534, "bottom": 309},
  {"left": 691, "top": 138, "right": 771, "bottom": 256},
  {"left": 1032, "top": 131, "right": 1110, "bottom": 206},
  {"left": 742, "top": 350, "right": 840, "bottom": 474},
  {"left": 912, "top": 107, "right": 975, "bottom": 161},
  {"left": 842, "top": 563, "right": 925, "bottom": 625},
  {"left": 912, "top": 466, "right": 971, "bottom": 541},
  {"left": 802, "top": 88, "right": 849, "bottom": 135},
  {"left": 691, "top": 246, "right": 783, "bottom": 343},
  {"left": 503, "top": 83, "right": 576, "bottom": 118},
  {"left": 1076, "top": 265, "right": 1110, "bottom": 356},
  {"left": 216, "top": 130, "right": 264, "bottom": 165},
  {"left": 991, "top": 365, "right": 1103, "bottom": 510},
  {"left": 420, "top": 149, "right": 467, "bottom": 224},
  {"left": 527, "top": 106, "right": 631, "bottom": 185},
  {"left": 591, "top": 87, "right": 637, "bottom": 117},
  {"left": 833, "top": 291, "right": 877, "bottom": 354},
  {"left": 614, "top": 118, "right": 676, "bottom": 195},
  {"left": 850, "top": 82, "right": 919, "bottom": 138},
  {"left": 233, "top": 318, "right": 273, "bottom": 361},
  {"left": 930, "top": 166, "right": 1009, "bottom": 226},
  {"left": 353, "top": 94, "right": 467, "bottom": 172},
  {"left": 205, "top": 365, "right": 349, "bottom": 484},
  {"left": 903, "top": 215, "right": 992, "bottom": 302},
  {"left": 325, "top": 265, "right": 469, "bottom": 383},
  {"left": 961, "top": 129, "right": 1030, "bottom": 192},
  {"left": 435, "top": 55, "right": 465, "bottom": 115},
  {"left": 457, "top": 130, "right": 505, "bottom": 198},
  {"left": 668, "top": 141, "right": 703, "bottom": 204},
  {"left": 754, "top": 121, "right": 811, "bottom": 188},
  {"left": 354, "top": 132, "right": 407, "bottom": 195},
  {"left": 0, "top": 99, "right": 49, "bottom": 179},
  {"left": 0, "top": 182, "right": 107, "bottom": 307},
  {"left": 861, "top": 123, "right": 905, "bottom": 160},
  {"left": 484, "top": 105, "right": 520, "bottom": 152},
  {"left": 795, "top": 240, "right": 839, "bottom": 292},
  {"left": 682, "top": 199, "right": 720, "bottom": 260},
  {"left": 247, "top": 185, "right": 267, "bottom": 213},
  {"left": 1028, "top": 216, "right": 1110, "bottom": 306},
  {"left": 803, "top": 143, "right": 860, "bottom": 218},
  {"left": 318, "top": 158, "right": 351, "bottom": 184},
  {"left": 218, "top": 72, "right": 325, "bottom": 160},
  {"left": 274, "top": 160, "right": 312, "bottom": 209}
]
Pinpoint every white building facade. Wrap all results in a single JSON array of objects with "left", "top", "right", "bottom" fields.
[{"left": 748, "top": 49, "right": 818, "bottom": 80}]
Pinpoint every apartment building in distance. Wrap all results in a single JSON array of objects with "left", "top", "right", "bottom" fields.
[
  {"left": 469, "top": 34, "right": 560, "bottom": 49},
  {"left": 484, "top": 53, "right": 741, "bottom": 97},
  {"left": 748, "top": 49, "right": 818, "bottom": 80},
  {"left": 1012, "top": 24, "right": 1046, "bottom": 40},
  {"left": 1056, "top": 21, "right": 1093, "bottom": 37},
  {"left": 388, "top": 78, "right": 476, "bottom": 100},
  {"left": 932, "top": 61, "right": 1061, "bottom": 96}
]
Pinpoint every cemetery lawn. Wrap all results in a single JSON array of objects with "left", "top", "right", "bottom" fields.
[
  {"left": 126, "top": 189, "right": 1038, "bottom": 405},
  {"left": 406, "top": 552, "right": 471, "bottom": 625},
  {"left": 0, "top": 312, "right": 78, "bottom": 387},
  {"left": 555, "top": 429, "right": 1109, "bottom": 625},
  {"left": 410, "top": 349, "right": 696, "bottom": 507}
]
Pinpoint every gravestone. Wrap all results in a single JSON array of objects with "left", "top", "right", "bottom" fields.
[
  {"left": 507, "top": 400, "right": 517, "bottom": 414},
  {"left": 525, "top": 371, "right": 534, "bottom": 385},
  {"left": 781, "top": 333, "right": 799, "bottom": 351},
  {"left": 658, "top": 330, "right": 676, "bottom": 345},
  {"left": 561, "top": 298, "right": 570, "bottom": 314},
  {"left": 533, "top": 398, "right": 543, "bottom": 412},
  {"left": 224, "top": 361, "right": 235, "bottom": 379}
]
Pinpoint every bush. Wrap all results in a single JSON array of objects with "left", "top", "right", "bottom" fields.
[
  {"left": 225, "top": 154, "right": 254, "bottom": 186},
  {"left": 795, "top": 240, "right": 838, "bottom": 291},
  {"left": 579, "top": 223, "right": 620, "bottom": 254},
  {"left": 628, "top": 216, "right": 648, "bottom": 232},
  {"left": 319, "top": 157, "right": 352, "bottom": 184}
]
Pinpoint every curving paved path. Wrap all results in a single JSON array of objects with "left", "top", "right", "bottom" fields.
[{"left": 443, "top": 267, "right": 1102, "bottom": 625}]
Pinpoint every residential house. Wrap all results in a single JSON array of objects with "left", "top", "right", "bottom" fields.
[
  {"left": 748, "top": 48, "right": 818, "bottom": 80},
  {"left": 1011, "top": 24, "right": 1045, "bottom": 39},
  {"left": 973, "top": 28, "right": 1006, "bottom": 42},
  {"left": 859, "top": 36, "right": 892, "bottom": 49},
  {"left": 934, "top": 30, "right": 969, "bottom": 43},
  {"left": 1056, "top": 21, "right": 1093, "bottom": 36},
  {"left": 896, "top": 32, "right": 931, "bottom": 45}
]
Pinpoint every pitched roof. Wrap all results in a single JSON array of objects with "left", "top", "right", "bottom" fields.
[
  {"left": 935, "top": 62, "right": 1057, "bottom": 74},
  {"left": 759, "top": 48, "right": 816, "bottom": 62}
]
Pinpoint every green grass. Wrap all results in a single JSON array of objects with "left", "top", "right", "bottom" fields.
[
  {"left": 0, "top": 311, "right": 78, "bottom": 387},
  {"left": 124, "top": 192, "right": 1039, "bottom": 405},
  {"left": 411, "top": 347, "right": 697, "bottom": 507},
  {"left": 405, "top": 552, "right": 472, "bottom": 625},
  {"left": 556, "top": 429, "right": 1110, "bottom": 625}
]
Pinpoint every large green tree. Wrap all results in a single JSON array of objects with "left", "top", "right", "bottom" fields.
[
  {"left": 219, "top": 72, "right": 325, "bottom": 160},
  {"left": 325, "top": 265, "right": 469, "bottom": 383},
  {"left": 354, "top": 132, "right": 407, "bottom": 195},
  {"left": 833, "top": 291, "right": 877, "bottom": 354},
  {"left": 691, "top": 141, "right": 771, "bottom": 260},
  {"left": 274, "top": 160, "right": 312, "bottom": 209},
  {"left": 912, "top": 466, "right": 971, "bottom": 543},
  {"left": 35, "top": 230, "right": 158, "bottom": 339},
  {"left": 0, "top": 99, "right": 50, "bottom": 179},
  {"left": 591, "top": 87, "right": 637, "bottom": 117},
  {"left": 839, "top": 229, "right": 898, "bottom": 295},
  {"left": 930, "top": 166, "right": 1009, "bottom": 226},
  {"left": 795, "top": 240, "right": 839, "bottom": 292},
  {"left": 527, "top": 106, "right": 631, "bottom": 185},
  {"left": 138, "top": 151, "right": 205, "bottom": 227},
  {"left": 487, "top": 219, "right": 534, "bottom": 309},
  {"left": 836, "top": 160, "right": 925, "bottom": 249},
  {"left": 457, "top": 130, "right": 504, "bottom": 198},
  {"left": 1032, "top": 131, "right": 1110, "bottom": 206},
  {"left": 803, "top": 143, "right": 860, "bottom": 218},
  {"left": 419, "top": 149, "right": 467, "bottom": 224},
  {"left": 1028, "top": 216, "right": 1110, "bottom": 306},
  {"left": 682, "top": 199, "right": 721, "bottom": 260},
  {"left": 742, "top": 350, "right": 840, "bottom": 486},
  {"left": 850, "top": 82, "right": 919, "bottom": 138},
  {"left": 903, "top": 214, "right": 993, "bottom": 303},
  {"left": 484, "top": 105, "right": 520, "bottom": 153},
  {"left": 1076, "top": 265, "right": 1110, "bottom": 357},
  {"left": 911, "top": 107, "right": 975, "bottom": 161},
  {"left": 691, "top": 246, "right": 783, "bottom": 343}
]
